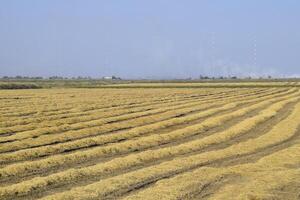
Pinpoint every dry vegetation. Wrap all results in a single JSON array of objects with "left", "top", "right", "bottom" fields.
[{"left": 1, "top": 83, "right": 300, "bottom": 199}]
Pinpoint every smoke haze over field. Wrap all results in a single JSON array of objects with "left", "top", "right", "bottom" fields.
[{"left": 0, "top": 1, "right": 300, "bottom": 78}]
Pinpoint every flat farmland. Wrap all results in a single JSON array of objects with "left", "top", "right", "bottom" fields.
[{"left": 1, "top": 85, "right": 300, "bottom": 200}]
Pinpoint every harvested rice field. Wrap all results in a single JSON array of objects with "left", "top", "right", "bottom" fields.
[{"left": 1, "top": 85, "right": 300, "bottom": 200}]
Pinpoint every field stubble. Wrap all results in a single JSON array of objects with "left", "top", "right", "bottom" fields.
[{"left": 0, "top": 85, "right": 300, "bottom": 200}]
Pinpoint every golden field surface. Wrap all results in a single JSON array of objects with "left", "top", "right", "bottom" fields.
[{"left": 1, "top": 85, "right": 300, "bottom": 199}]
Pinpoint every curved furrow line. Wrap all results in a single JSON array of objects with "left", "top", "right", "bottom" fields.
[
  {"left": 208, "top": 144, "right": 300, "bottom": 200},
  {"left": 0, "top": 88, "right": 290, "bottom": 155},
  {"left": 142, "top": 138, "right": 300, "bottom": 200},
  {"left": 0, "top": 89, "right": 159, "bottom": 110},
  {"left": 0, "top": 92, "right": 243, "bottom": 145},
  {"left": 0, "top": 89, "right": 258, "bottom": 136},
  {"left": 0, "top": 93, "right": 216, "bottom": 135},
  {"left": 0, "top": 92, "right": 267, "bottom": 165},
  {"left": 0, "top": 89, "right": 244, "bottom": 130},
  {"left": 0, "top": 92, "right": 297, "bottom": 199},
  {"left": 0, "top": 100, "right": 227, "bottom": 149},
  {"left": 0, "top": 88, "right": 217, "bottom": 111},
  {"left": 0, "top": 90, "right": 217, "bottom": 126},
  {"left": 209, "top": 127, "right": 300, "bottom": 169},
  {"left": 0, "top": 88, "right": 261, "bottom": 129},
  {"left": 0, "top": 88, "right": 295, "bottom": 165},
  {"left": 1, "top": 88, "right": 233, "bottom": 114},
  {"left": 2, "top": 89, "right": 270, "bottom": 131},
  {"left": 0, "top": 90, "right": 197, "bottom": 121},
  {"left": 33, "top": 98, "right": 300, "bottom": 200},
  {"left": 0, "top": 88, "right": 280, "bottom": 151},
  {"left": 119, "top": 102, "right": 300, "bottom": 199},
  {"left": 0, "top": 96, "right": 272, "bottom": 182},
  {"left": 121, "top": 166, "right": 235, "bottom": 200}
]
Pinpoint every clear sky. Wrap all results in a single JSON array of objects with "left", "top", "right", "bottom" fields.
[{"left": 0, "top": 0, "right": 300, "bottom": 79}]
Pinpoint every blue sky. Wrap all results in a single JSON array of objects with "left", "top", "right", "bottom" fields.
[{"left": 0, "top": 0, "right": 300, "bottom": 78}]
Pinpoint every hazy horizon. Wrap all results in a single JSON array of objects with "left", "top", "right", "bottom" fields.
[{"left": 1, "top": 1, "right": 300, "bottom": 79}]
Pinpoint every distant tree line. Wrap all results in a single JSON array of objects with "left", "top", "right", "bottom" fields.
[
  {"left": 49, "top": 76, "right": 93, "bottom": 80},
  {"left": 1, "top": 76, "right": 44, "bottom": 80},
  {"left": 198, "top": 75, "right": 273, "bottom": 80},
  {"left": 1, "top": 76, "right": 93, "bottom": 80},
  {"left": 1, "top": 75, "right": 274, "bottom": 81},
  {"left": 199, "top": 75, "right": 238, "bottom": 80}
]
